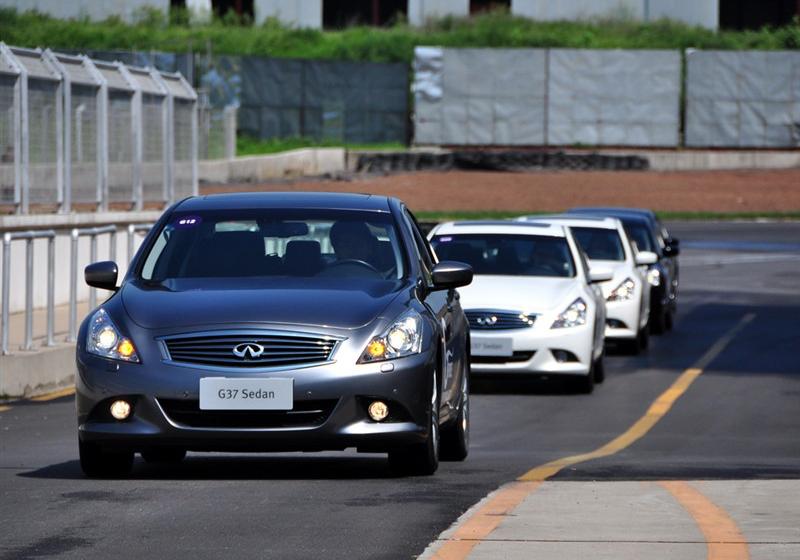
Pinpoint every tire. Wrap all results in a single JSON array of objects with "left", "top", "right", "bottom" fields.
[
  {"left": 638, "top": 325, "right": 650, "bottom": 351},
  {"left": 575, "top": 362, "right": 595, "bottom": 394},
  {"left": 79, "top": 439, "right": 134, "bottom": 478},
  {"left": 665, "top": 308, "right": 674, "bottom": 331},
  {"left": 650, "top": 305, "right": 667, "bottom": 335},
  {"left": 440, "top": 369, "right": 469, "bottom": 462},
  {"left": 141, "top": 448, "right": 186, "bottom": 464},
  {"left": 593, "top": 354, "right": 605, "bottom": 384},
  {"left": 389, "top": 370, "right": 440, "bottom": 476}
]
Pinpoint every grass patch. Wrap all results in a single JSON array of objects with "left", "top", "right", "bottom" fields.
[
  {"left": 1, "top": 9, "right": 798, "bottom": 63},
  {"left": 236, "top": 136, "right": 405, "bottom": 156},
  {"left": 414, "top": 210, "right": 800, "bottom": 222}
]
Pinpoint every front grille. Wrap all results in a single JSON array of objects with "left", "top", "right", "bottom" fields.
[
  {"left": 162, "top": 331, "right": 339, "bottom": 369},
  {"left": 472, "top": 351, "right": 536, "bottom": 364},
  {"left": 466, "top": 310, "right": 537, "bottom": 330},
  {"left": 158, "top": 399, "right": 337, "bottom": 429}
]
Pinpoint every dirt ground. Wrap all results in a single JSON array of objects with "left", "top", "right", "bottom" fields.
[{"left": 202, "top": 168, "right": 800, "bottom": 213}]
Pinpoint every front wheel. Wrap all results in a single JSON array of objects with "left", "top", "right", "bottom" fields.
[
  {"left": 79, "top": 439, "right": 134, "bottom": 478},
  {"left": 389, "top": 370, "right": 440, "bottom": 476},
  {"left": 440, "top": 370, "right": 469, "bottom": 462},
  {"left": 593, "top": 354, "right": 605, "bottom": 384},
  {"left": 650, "top": 305, "right": 667, "bottom": 334}
]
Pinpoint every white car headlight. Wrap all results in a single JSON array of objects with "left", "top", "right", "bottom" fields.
[
  {"left": 551, "top": 298, "right": 587, "bottom": 329},
  {"left": 359, "top": 309, "right": 423, "bottom": 363},
  {"left": 646, "top": 268, "right": 661, "bottom": 287},
  {"left": 86, "top": 308, "right": 139, "bottom": 362},
  {"left": 607, "top": 277, "right": 636, "bottom": 302}
]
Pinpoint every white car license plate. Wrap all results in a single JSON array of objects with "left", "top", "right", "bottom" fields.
[
  {"left": 470, "top": 336, "right": 513, "bottom": 357},
  {"left": 199, "top": 378, "right": 294, "bottom": 410}
]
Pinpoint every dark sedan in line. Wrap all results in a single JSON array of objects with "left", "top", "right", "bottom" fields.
[{"left": 76, "top": 193, "right": 473, "bottom": 477}]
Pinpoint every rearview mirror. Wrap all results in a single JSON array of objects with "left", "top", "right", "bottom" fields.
[
  {"left": 85, "top": 261, "right": 118, "bottom": 291},
  {"left": 432, "top": 261, "right": 473, "bottom": 290},
  {"left": 635, "top": 251, "right": 658, "bottom": 266},
  {"left": 588, "top": 266, "right": 614, "bottom": 283}
]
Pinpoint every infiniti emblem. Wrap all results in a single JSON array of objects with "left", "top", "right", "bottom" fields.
[
  {"left": 232, "top": 343, "right": 265, "bottom": 359},
  {"left": 476, "top": 315, "right": 498, "bottom": 326}
]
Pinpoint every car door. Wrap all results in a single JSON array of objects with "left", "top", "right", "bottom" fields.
[{"left": 402, "top": 208, "right": 464, "bottom": 422}]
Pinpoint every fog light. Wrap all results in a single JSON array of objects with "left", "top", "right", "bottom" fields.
[
  {"left": 109, "top": 399, "right": 131, "bottom": 420},
  {"left": 367, "top": 400, "right": 389, "bottom": 422}
]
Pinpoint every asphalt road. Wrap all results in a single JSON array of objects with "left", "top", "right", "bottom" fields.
[{"left": 1, "top": 221, "right": 799, "bottom": 560}]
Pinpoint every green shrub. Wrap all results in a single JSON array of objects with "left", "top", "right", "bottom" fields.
[
  {"left": 0, "top": 8, "right": 797, "bottom": 63},
  {"left": 236, "top": 136, "right": 404, "bottom": 156}
]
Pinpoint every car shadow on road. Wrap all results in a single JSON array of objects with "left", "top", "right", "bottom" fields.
[
  {"left": 471, "top": 375, "right": 584, "bottom": 395},
  {"left": 18, "top": 454, "right": 409, "bottom": 481}
]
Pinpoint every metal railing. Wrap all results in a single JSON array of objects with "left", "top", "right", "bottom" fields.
[
  {"left": 68, "top": 225, "right": 116, "bottom": 342},
  {"left": 2, "top": 230, "right": 56, "bottom": 354}
]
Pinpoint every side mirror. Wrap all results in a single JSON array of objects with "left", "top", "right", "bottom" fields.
[
  {"left": 432, "top": 261, "right": 473, "bottom": 290},
  {"left": 664, "top": 238, "right": 680, "bottom": 256},
  {"left": 85, "top": 261, "right": 118, "bottom": 291},
  {"left": 588, "top": 266, "right": 614, "bottom": 284},
  {"left": 635, "top": 251, "right": 659, "bottom": 266}
]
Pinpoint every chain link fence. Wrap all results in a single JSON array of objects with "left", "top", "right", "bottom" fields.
[{"left": 0, "top": 43, "right": 199, "bottom": 214}]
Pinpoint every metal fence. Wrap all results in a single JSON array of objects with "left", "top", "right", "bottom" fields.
[{"left": 0, "top": 43, "right": 199, "bottom": 214}]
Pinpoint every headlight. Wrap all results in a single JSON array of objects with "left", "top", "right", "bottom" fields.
[
  {"left": 607, "top": 277, "right": 636, "bottom": 302},
  {"left": 86, "top": 308, "right": 140, "bottom": 363},
  {"left": 551, "top": 298, "right": 587, "bottom": 329},
  {"left": 359, "top": 309, "right": 423, "bottom": 363},
  {"left": 646, "top": 268, "right": 661, "bottom": 287}
]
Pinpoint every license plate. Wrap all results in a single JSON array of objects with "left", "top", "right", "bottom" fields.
[
  {"left": 199, "top": 378, "right": 293, "bottom": 410},
  {"left": 470, "top": 336, "right": 513, "bottom": 357}
]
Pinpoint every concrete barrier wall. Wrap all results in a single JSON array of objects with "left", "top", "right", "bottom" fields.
[{"left": 198, "top": 148, "right": 346, "bottom": 183}]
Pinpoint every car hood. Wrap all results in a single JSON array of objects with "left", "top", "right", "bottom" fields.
[
  {"left": 457, "top": 275, "right": 580, "bottom": 314},
  {"left": 121, "top": 277, "right": 405, "bottom": 331}
]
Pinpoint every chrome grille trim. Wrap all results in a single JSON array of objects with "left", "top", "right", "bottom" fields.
[
  {"left": 158, "top": 329, "right": 345, "bottom": 372},
  {"left": 465, "top": 309, "right": 538, "bottom": 330}
]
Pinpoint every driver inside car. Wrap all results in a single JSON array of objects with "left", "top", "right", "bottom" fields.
[{"left": 329, "top": 220, "right": 393, "bottom": 275}]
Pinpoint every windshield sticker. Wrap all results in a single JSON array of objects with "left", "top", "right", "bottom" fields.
[
  {"left": 173, "top": 216, "right": 202, "bottom": 229},
  {"left": 438, "top": 236, "right": 453, "bottom": 242}
]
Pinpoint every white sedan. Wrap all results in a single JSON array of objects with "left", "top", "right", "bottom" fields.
[
  {"left": 517, "top": 215, "right": 657, "bottom": 354},
  {"left": 429, "top": 220, "right": 609, "bottom": 393}
]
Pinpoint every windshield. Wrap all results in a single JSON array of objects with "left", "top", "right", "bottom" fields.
[
  {"left": 571, "top": 227, "right": 625, "bottom": 261},
  {"left": 624, "top": 223, "right": 656, "bottom": 253},
  {"left": 431, "top": 234, "right": 575, "bottom": 277},
  {"left": 140, "top": 209, "right": 405, "bottom": 281}
]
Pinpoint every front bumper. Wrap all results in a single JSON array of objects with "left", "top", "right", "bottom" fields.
[
  {"left": 76, "top": 349, "right": 434, "bottom": 453},
  {"left": 604, "top": 299, "right": 642, "bottom": 340},
  {"left": 469, "top": 323, "right": 593, "bottom": 376}
]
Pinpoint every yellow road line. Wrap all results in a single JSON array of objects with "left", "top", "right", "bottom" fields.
[
  {"left": 0, "top": 405, "right": 11, "bottom": 412},
  {"left": 660, "top": 481, "right": 750, "bottom": 560},
  {"left": 431, "top": 481, "right": 542, "bottom": 560},
  {"left": 427, "top": 312, "right": 755, "bottom": 559},
  {"left": 520, "top": 312, "right": 755, "bottom": 482},
  {"left": 28, "top": 386, "right": 76, "bottom": 402}
]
